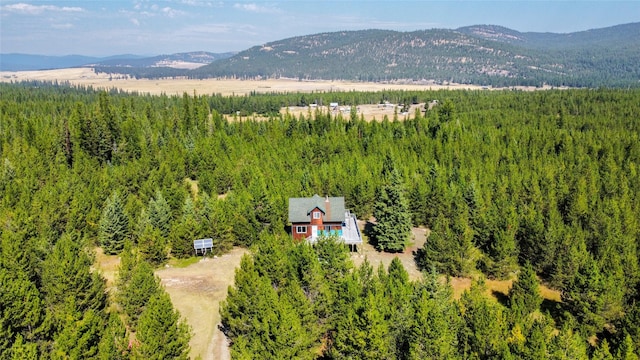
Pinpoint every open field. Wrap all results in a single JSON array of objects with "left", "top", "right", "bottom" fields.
[{"left": 0, "top": 67, "right": 554, "bottom": 97}]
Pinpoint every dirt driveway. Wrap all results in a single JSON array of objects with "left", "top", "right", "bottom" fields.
[{"left": 155, "top": 247, "right": 248, "bottom": 360}]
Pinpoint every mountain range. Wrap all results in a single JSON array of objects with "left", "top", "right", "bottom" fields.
[
  {"left": 189, "top": 22, "right": 640, "bottom": 87},
  {"left": 0, "top": 52, "right": 234, "bottom": 72},
  {"left": 2, "top": 23, "right": 639, "bottom": 87}
]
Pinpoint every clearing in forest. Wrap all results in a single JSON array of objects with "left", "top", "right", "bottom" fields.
[{"left": 95, "top": 225, "right": 560, "bottom": 359}]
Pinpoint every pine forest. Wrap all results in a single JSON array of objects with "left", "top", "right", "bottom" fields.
[{"left": 0, "top": 82, "right": 639, "bottom": 359}]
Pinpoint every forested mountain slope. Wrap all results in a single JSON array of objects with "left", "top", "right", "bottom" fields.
[
  {"left": 191, "top": 23, "right": 640, "bottom": 87},
  {"left": 1, "top": 82, "right": 639, "bottom": 358}
]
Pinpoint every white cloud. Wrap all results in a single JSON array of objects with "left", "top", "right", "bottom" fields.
[
  {"left": 51, "top": 23, "right": 74, "bottom": 29},
  {"left": 1, "top": 3, "right": 84, "bottom": 15},
  {"left": 233, "top": 3, "right": 279, "bottom": 14},
  {"left": 131, "top": 18, "right": 140, "bottom": 26},
  {"left": 161, "top": 6, "right": 185, "bottom": 17},
  {"left": 177, "top": 0, "right": 214, "bottom": 6}
]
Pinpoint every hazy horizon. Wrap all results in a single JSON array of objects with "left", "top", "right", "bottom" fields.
[{"left": 1, "top": 1, "right": 639, "bottom": 57}]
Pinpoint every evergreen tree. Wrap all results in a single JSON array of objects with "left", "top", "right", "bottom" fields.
[
  {"left": 418, "top": 214, "right": 476, "bottom": 276},
  {"left": 409, "top": 268, "right": 460, "bottom": 359},
  {"left": 459, "top": 278, "right": 511, "bottom": 359},
  {"left": 547, "top": 321, "right": 589, "bottom": 360},
  {"left": 98, "top": 191, "right": 130, "bottom": 254},
  {"left": 0, "top": 269, "right": 42, "bottom": 358},
  {"left": 118, "top": 261, "right": 161, "bottom": 329},
  {"left": 592, "top": 339, "right": 614, "bottom": 360},
  {"left": 41, "top": 232, "right": 108, "bottom": 328},
  {"left": 8, "top": 334, "right": 38, "bottom": 360},
  {"left": 138, "top": 224, "right": 167, "bottom": 266},
  {"left": 616, "top": 333, "right": 639, "bottom": 360},
  {"left": 372, "top": 167, "right": 412, "bottom": 252},
  {"left": 147, "top": 189, "right": 172, "bottom": 238},
  {"left": 97, "top": 313, "right": 129, "bottom": 360},
  {"left": 509, "top": 263, "right": 543, "bottom": 318},
  {"left": 134, "top": 291, "right": 191, "bottom": 360}
]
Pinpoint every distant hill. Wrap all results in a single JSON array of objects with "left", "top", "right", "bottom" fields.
[
  {"left": 0, "top": 52, "right": 234, "bottom": 72},
  {"left": 4, "top": 23, "right": 639, "bottom": 87},
  {"left": 190, "top": 23, "right": 640, "bottom": 87},
  {"left": 0, "top": 54, "right": 104, "bottom": 71},
  {"left": 93, "top": 51, "right": 236, "bottom": 69}
]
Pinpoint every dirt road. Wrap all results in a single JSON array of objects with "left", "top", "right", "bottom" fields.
[{"left": 155, "top": 248, "right": 248, "bottom": 360}]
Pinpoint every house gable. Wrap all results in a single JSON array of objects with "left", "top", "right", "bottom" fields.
[
  {"left": 288, "top": 194, "right": 363, "bottom": 247},
  {"left": 288, "top": 194, "right": 345, "bottom": 224}
]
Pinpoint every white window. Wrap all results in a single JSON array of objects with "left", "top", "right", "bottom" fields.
[
  {"left": 324, "top": 226, "right": 331, "bottom": 232},
  {"left": 296, "top": 226, "right": 307, "bottom": 234},
  {"left": 313, "top": 211, "right": 321, "bottom": 219}
]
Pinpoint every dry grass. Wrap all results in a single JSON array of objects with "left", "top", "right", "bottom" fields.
[
  {"left": 1, "top": 67, "right": 517, "bottom": 96},
  {"left": 93, "top": 246, "right": 121, "bottom": 289},
  {"left": 351, "top": 227, "right": 561, "bottom": 304},
  {"left": 156, "top": 248, "right": 248, "bottom": 360},
  {"left": 350, "top": 225, "right": 429, "bottom": 281},
  {"left": 94, "top": 247, "right": 248, "bottom": 360},
  {"left": 281, "top": 103, "right": 427, "bottom": 122}
]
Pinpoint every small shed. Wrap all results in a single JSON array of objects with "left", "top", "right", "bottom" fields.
[{"left": 193, "top": 238, "right": 213, "bottom": 255}]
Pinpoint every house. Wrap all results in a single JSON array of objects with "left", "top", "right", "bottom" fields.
[{"left": 288, "top": 194, "right": 363, "bottom": 250}]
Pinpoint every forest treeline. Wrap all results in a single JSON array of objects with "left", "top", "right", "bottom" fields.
[{"left": 0, "top": 82, "right": 639, "bottom": 358}]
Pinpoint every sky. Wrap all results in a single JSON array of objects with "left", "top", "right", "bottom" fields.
[{"left": 1, "top": 0, "right": 639, "bottom": 57}]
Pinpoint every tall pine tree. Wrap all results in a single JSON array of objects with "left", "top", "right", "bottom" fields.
[
  {"left": 98, "top": 192, "right": 129, "bottom": 255},
  {"left": 134, "top": 291, "right": 191, "bottom": 360},
  {"left": 372, "top": 166, "right": 412, "bottom": 252}
]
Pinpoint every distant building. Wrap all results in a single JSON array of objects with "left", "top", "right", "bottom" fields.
[{"left": 288, "top": 194, "right": 363, "bottom": 250}]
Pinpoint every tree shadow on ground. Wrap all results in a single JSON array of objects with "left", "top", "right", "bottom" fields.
[
  {"left": 492, "top": 290, "right": 510, "bottom": 307},
  {"left": 541, "top": 298, "right": 564, "bottom": 320},
  {"left": 413, "top": 247, "right": 427, "bottom": 272},
  {"left": 363, "top": 221, "right": 376, "bottom": 248}
]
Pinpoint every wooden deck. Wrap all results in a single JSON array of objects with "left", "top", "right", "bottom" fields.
[{"left": 305, "top": 211, "right": 362, "bottom": 246}]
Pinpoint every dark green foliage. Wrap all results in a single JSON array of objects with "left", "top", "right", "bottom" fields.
[
  {"left": 221, "top": 253, "right": 320, "bottom": 359},
  {"left": 561, "top": 256, "right": 625, "bottom": 336},
  {"left": 418, "top": 214, "right": 476, "bottom": 276},
  {"left": 616, "top": 333, "right": 639, "bottom": 360},
  {"left": 0, "top": 268, "right": 42, "bottom": 358},
  {"left": 2, "top": 82, "right": 640, "bottom": 358},
  {"left": 147, "top": 189, "right": 173, "bottom": 238},
  {"left": 409, "top": 269, "right": 461, "bottom": 359},
  {"left": 372, "top": 168, "right": 412, "bottom": 252},
  {"left": 138, "top": 224, "right": 167, "bottom": 266},
  {"left": 40, "top": 232, "right": 108, "bottom": 358},
  {"left": 98, "top": 191, "right": 130, "bottom": 254},
  {"left": 118, "top": 261, "right": 161, "bottom": 330},
  {"left": 548, "top": 321, "right": 589, "bottom": 359},
  {"left": 41, "top": 232, "right": 108, "bottom": 321},
  {"left": 97, "top": 313, "right": 129, "bottom": 360},
  {"left": 459, "top": 278, "right": 511, "bottom": 359},
  {"left": 134, "top": 291, "right": 191, "bottom": 360},
  {"left": 508, "top": 263, "right": 543, "bottom": 318}
]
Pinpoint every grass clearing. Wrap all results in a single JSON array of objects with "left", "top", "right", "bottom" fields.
[
  {"left": 94, "top": 222, "right": 562, "bottom": 359},
  {"left": 168, "top": 256, "right": 202, "bottom": 268}
]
